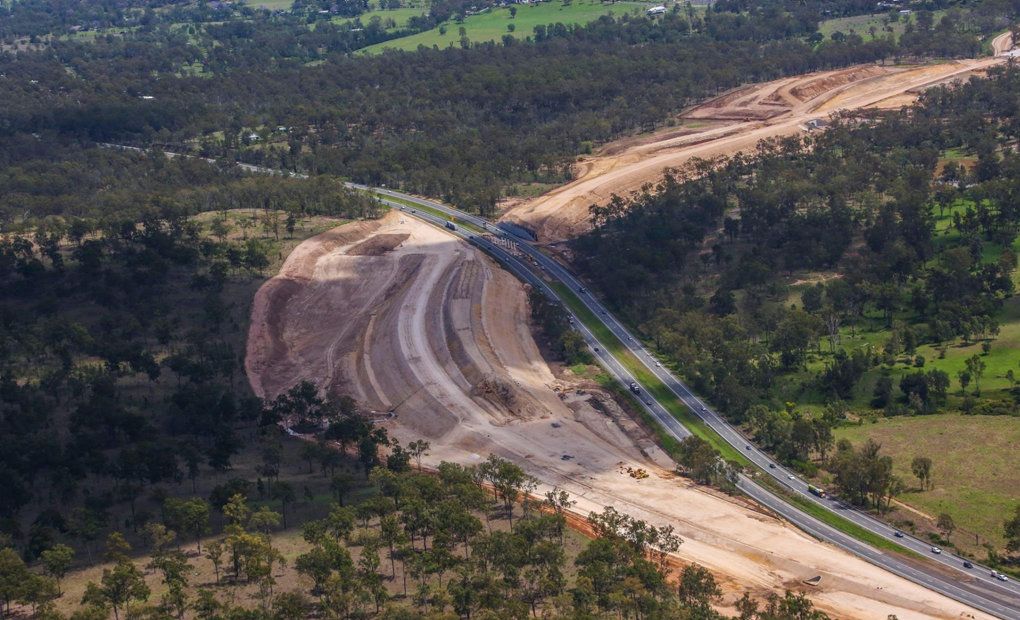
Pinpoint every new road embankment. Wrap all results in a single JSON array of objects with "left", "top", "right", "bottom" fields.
[{"left": 368, "top": 185, "right": 1020, "bottom": 620}]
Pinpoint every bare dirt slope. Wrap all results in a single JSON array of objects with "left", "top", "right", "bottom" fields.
[
  {"left": 246, "top": 214, "right": 993, "bottom": 620},
  {"left": 501, "top": 35, "right": 1012, "bottom": 242}
]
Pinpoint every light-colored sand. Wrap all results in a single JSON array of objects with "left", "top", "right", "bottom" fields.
[
  {"left": 501, "top": 34, "right": 1013, "bottom": 242},
  {"left": 246, "top": 215, "right": 994, "bottom": 619}
]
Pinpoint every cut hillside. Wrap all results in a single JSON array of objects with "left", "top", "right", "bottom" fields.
[{"left": 245, "top": 213, "right": 997, "bottom": 620}]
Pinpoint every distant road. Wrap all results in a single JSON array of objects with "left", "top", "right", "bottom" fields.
[{"left": 363, "top": 185, "right": 1020, "bottom": 620}]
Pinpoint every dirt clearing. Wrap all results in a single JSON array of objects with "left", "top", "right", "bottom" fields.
[
  {"left": 501, "top": 42, "right": 1011, "bottom": 242},
  {"left": 246, "top": 214, "right": 994, "bottom": 619}
]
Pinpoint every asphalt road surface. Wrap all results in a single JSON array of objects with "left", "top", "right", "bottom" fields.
[{"left": 367, "top": 186, "right": 1020, "bottom": 620}]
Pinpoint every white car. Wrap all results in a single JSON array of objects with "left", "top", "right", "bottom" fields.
[
  {"left": 998, "top": 573, "right": 1009, "bottom": 582},
  {"left": 931, "top": 546, "right": 942, "bottom": 555}
]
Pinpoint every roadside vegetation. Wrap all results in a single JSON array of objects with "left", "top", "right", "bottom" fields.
[{"left": 572, "top": 63, "right": 1020, "bottom": 564}]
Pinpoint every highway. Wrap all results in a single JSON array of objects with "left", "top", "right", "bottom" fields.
[
  {"left": 365, "top": 185, "right": 1020, "bottom": 620},
  {"left": 94, "top": 146, "right": 1020, "bottom": 617}
]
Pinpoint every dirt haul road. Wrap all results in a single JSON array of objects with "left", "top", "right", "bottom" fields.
[
  {"left": 246, "top": 212, "right": 993, "bottom": 620},
  {"left": 501, "top": 33, "right": 1013, "bottom": 242}
]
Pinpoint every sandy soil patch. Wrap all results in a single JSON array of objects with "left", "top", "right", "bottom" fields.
[{"left": 246, "top": 217, "right": 994, "bottom": 619}]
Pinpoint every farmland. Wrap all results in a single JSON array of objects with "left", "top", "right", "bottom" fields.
[
  {"left": 818, "top": 10, "right": 948, "bottom": 42},
  {"left": 363, "top": 0, "right": 654, "bottom": 52},
  {"left": 834, "top": 414, "right": 1020, "bottom": 551}
]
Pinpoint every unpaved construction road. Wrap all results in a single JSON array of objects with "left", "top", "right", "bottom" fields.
[
  {"left": 247, "top": 212, "right": 994, "bottom": 619},
  {"left": 502, "top": 33, "right": 1014, "bottom": 242}
]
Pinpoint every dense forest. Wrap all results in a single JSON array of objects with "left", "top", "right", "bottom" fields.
[
  {"left": 0, "top": 158, "right": 379, "bottom": 524},
  {"left": 573, "top": 64, "right": 1020, "bottom": 514}
]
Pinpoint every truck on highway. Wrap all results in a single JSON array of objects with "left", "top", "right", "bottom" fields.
[
  {"left": 808, "top": 485, "right": 827, "bottom": 498},
  {"left": 445, "top": 221, "right": 457, "bottom": 231}
]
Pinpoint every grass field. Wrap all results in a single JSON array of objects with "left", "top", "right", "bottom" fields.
[
  {"left": 336, "top": 6, "right": 427, "bottom": 30},
  {"left": 363, "top": 0, "right": 652, "bottom": 53},
  {"left": 818, "top": 10, "right": 947, "bottom": 43},
  {"left": 834, "top": 414, "right": 1020, "bottom": 550},
  {"left": 244, "top": 0, "right": 295, "bottom": 9}
]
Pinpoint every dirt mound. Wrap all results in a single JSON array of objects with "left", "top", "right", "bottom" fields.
[
  {"left": 789, "top": 65, "right": 887, "bottom": 102},
  {"left": 473, "top": 375, "right": 518, "bottom": 410}
]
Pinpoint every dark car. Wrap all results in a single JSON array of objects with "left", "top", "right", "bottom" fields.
[
  {"left": 963, "top": 561, "right": 973, "bottom": 569},
  {"left": 894, "top": 531, "right": 904, "bottom": 538}
]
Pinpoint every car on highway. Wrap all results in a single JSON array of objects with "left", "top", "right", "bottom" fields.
[
  {"left": 768, "top": 463, "right": 775, "bottom": 469},
  {"left": 645, "top": 400, "right": 652, "bottom": 406},
  {"left": 894, "top": 531, "right": 904, "bottom": 538},
  {"left": 787, "top": 474, "right": 795, "bottom": 480},
  {"left": 963, "top": 561, "right": 973, "bottom": 569},
  {"left": 998, "top": 573, "right": 1009, "bottom": 582},
  {"left": 700, "top": 405, "right": 707, "bottom": 412},
  {"left": 745, "top": 445, "right": 751, "bottom": 450},
  {"left": 931, "top": 546, "right": 942, "bottom": 555}
]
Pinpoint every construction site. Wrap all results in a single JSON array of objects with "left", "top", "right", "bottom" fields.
[
  {"left": 245, "top": 209, "right": 997, "bottom": 619},
  {"left": 500, "top": 33, "right": 1012, "bottom": 242}
]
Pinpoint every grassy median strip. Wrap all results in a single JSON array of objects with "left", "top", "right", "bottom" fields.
[
  {"left": 554, "top": 278, "right": 943, "bottom": 564},
  {"left": 550, "top": 281, "right": 750, "bottom": 466},
  {"left": 369, "top": 191, "right": 487, "bottom": 235},
  {"left": 756, "top": 475, "right": 923, "bottom": 558}
]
